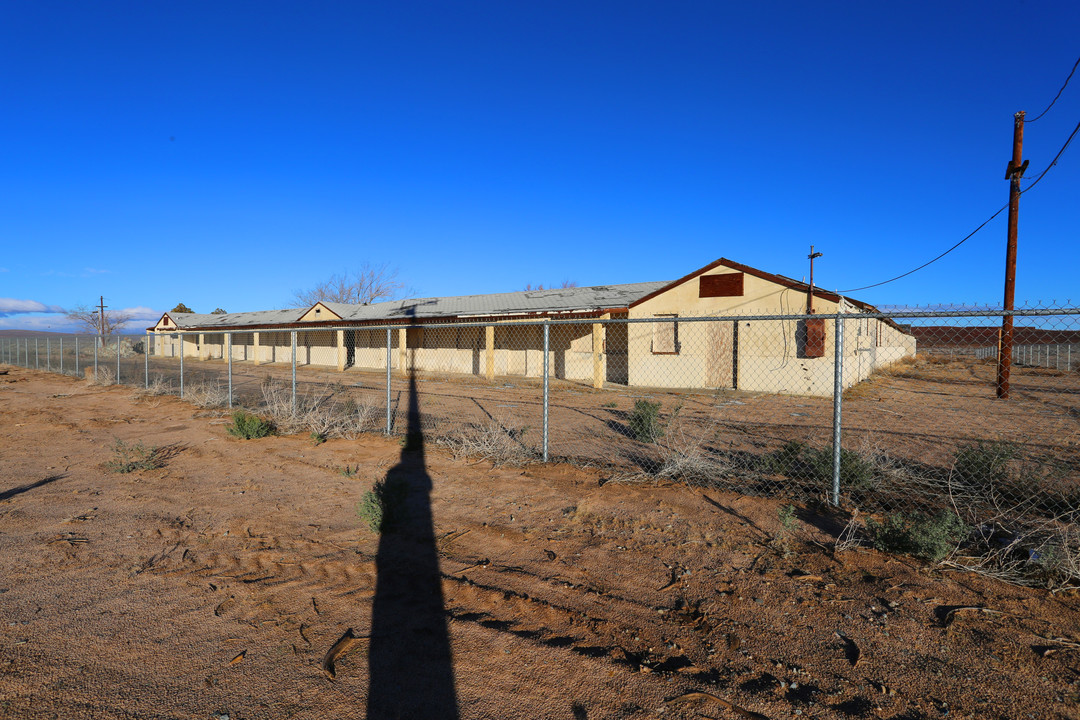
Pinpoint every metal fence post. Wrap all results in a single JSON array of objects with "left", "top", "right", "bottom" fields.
[
  {"left": 47, "top": 339, "right": 51, "bottom": 371},
  {"left": 179, "top": 337, "right": 184, "bottom": 398},
  {"left": 543, "top": 321, "right": 550, "bottom": 462},
  {"left": 227, "top": 332, "right": 233, "bottom": 409},
  {"left": 831, "top": 316, "right": 845, "bottom": 506},
  {"left": 144, "top": 332, "right": 150, "bottom": 389},
  {"left": 75, "top": 337, "right": 80, "bottom": 376},
  {"left": 59, "top": 338, "right": 63, "bottom": 374},
  {"left": 35, "top": 338, "right": 39, "bottom": 369},
  {"left": 93, "top": 338, "right": 98, "bottom": 381},
  {"left": 385, "top": 327, "right": 392, "bottom": 435},
  {"left": 116, "top": 335, "right": 121, "bottom": 384},
  {"left": 291, "top": 330, "right": 297, "bottom": 415}
]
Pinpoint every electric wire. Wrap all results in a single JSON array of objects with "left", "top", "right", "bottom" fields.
[
  {"left": 838, "top": 203, "right": 1009, "bottom": 293},
  {"left": 1026, "top": 55, "right": 1080, "bottom": 123},
  {"left": 1020, "top": 116, "right": 1080, "bottom": 194},
  {"left": 840, "top": 114, "right": 1080, "bottom": 294}
]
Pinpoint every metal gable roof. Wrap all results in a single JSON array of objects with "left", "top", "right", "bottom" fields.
[
  {"left": 164, "top": 309, "right": 301, "bottom": 330},
  {"left": 156, "top": 282, "right": 669, "bottom": 330},
  {"left": 321, "top": 282, "right": 670, "bottom": 322}
]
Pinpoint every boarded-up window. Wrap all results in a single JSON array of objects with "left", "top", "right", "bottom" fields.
[
  {"left": 804, "top": 318, "right": 826, "bottom": 358},
  {"left": 699, "top": 273, "right": 744, "bottom": 298},
  {"left": 652, "top": 314, "right": 678, "bottom": 354}
]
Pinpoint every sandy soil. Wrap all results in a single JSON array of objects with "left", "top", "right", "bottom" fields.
[{"left": 1, "top": 364, "right": 1079, "bottom": 720}]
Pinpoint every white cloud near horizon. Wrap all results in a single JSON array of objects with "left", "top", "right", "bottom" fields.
[
  {"left": 0, "top": 303, "right": 163, "bottom": 333},
  {"left": 0, "top": 298, "right": 65, "bottom": 316}
]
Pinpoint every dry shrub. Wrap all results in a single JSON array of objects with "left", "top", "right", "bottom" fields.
[
  {"left": 437, "top": 415, "right": 536, "bottom": 466},
  {"left": 131, "top": 376, "right": 174, "bottom": 407},
  {"left": 259, "top": 378, "right": 378, "bottom": 439},
  {"left": 653, "top": 420, "right": 731, "bottom": 485},
  {"left": 943, "top": 517, "right": 1080, "bottom": 592},
  {"left": 134, "top": 375, "right": 174, "bottom": 397},
  {"left": 183, "top": 381, "right": 229, "bottom": 409},
  {"left": 86, "top": 367, "right": 115, "bottom": 386}
]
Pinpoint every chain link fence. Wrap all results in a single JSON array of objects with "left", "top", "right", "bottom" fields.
[{"left": 5, "top": 306, "right": 1079, "bottom": 583}]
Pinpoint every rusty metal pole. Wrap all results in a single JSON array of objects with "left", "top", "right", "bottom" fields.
[{"left": 997, "top": 111, "right": 1025, "bottom": 399}]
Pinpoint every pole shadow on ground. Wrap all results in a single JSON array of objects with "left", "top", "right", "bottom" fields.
[{"left": 366, "top": 357, "right": 459, "bottom": 719}]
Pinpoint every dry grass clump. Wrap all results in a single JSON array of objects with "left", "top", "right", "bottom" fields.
[
  {"left": 259, "top": 378, "right": 378, "bottom": 439},
  {"left": 132, "top": 375, "right": 174, "bottom": 398},
  {"left": 183, "top": 381, "right": 229, "bottom": 409},
  {"left": 86, "top": 367, "right": 116, "bottom": 386},
  {"left": 653, "top": 420, "right": 731, "bottom": 485},
  {"left": 131, "top": 376, "right": 175, "bottom": 406},
  {"left": 437, "top": 415, "right": 536, "bottom": 466}
]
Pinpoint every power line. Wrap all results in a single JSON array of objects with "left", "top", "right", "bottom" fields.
[
  {"left": 838, "top": 203, "right": 1008, "bottom": 293},
  {"left": 1021, "top": 116, "right": 1080, "bottom": 194},
  {"left": 840, "top": 113, "right": 1080, "bottom": 294},
  {"left": 1026, "top": 55, "right": 1080, "bottom": 123}
]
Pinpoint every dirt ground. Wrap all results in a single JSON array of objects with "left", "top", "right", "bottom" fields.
[{"left": 2, "top": 364, "right": 1080, "bottom": 720}]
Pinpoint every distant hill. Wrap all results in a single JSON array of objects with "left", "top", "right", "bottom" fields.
[
  {"left": 910, "top": 326, "right": 1080, "bottom": 349},
  {"left": 0, "top": 329, "right": 78, "bottom": 338}
]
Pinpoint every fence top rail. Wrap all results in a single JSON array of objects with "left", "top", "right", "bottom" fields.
[{"left": 152, "top": 306, "right": 1080, "bottom": 335}]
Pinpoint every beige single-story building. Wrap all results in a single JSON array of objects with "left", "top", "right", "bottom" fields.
[{"left": 149, "top": 258, "right": 916, "bottom": 396}]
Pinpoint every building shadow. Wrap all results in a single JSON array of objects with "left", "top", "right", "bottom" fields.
[{"left": 366, "top": 360, "right": 459, "bottom": 719}]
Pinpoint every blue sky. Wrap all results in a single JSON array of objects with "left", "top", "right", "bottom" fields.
[{"left": 1, "top": 1, "right": 1078, "bottom": 332}]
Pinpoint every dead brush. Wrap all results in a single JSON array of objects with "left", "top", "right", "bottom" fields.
[
  {"left": 437, "top": 415, "right": 536, "bottom": 466},
  {"left": 133, "top": 375, "right": 173, "bottom": 398},
  {"left": 182, "top": 381, "right": 229, "bottom": 409},
  {"left": 943, "top": 517, "right": 1080, "bottom": 592},
  {"left": 260, "top": 377, "right": 378, "bottom": 439},
  {"left": 86, "top": 367, "right": 116, "bottom": 386},
  {"left": 653, "top": 419, "right": 732, "bottom": 486}
]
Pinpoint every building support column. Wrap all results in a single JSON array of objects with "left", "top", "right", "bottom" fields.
[
  {"left": 398, "top": 328, "right": 407, "bottom": 375},
  {"left": 224, "top": 333, "right": 232, "bottom": 363},
  {"left": 485, "top": 325, "right": 495, "bottom": 380},
  {"left": 253, "top": 332, "right": 261, "bottom": 366},
  {"left": 198, "top": 333, "right": 208, "bottom": 360},
  {"left": 336, "top": 329, "right": 346, "bottom": 372},
  {"left": 592, "top": 313, "right": 609, "bottom": 389}
]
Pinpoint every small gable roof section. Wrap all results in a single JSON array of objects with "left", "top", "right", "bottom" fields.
[
  {"left": 152, "top": 312, "right": 179, "bottom": 331},
  {"left": 297, "top": 302, "right": 343, "bottom": 323}
]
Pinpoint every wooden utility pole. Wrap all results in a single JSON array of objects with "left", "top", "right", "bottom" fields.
[
  {"left": 996, "top": 111, "right": 1027, "bottom": 399},
  {"left": 807, "top": 246, "right": 823, "bottom": 313},
  {"left": 93, "top": 296, "right": 108, "bottom": 348}
]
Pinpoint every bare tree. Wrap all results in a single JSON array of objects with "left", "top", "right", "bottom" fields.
[
  {"left": 65, "top": 305, "right": 132, "bottom": 341},
  {"left": 524, "top": 280, "right": 578, "bottom": 291},
  {"left": 292, "top": 263, "right": 405, "bottom": 307}
]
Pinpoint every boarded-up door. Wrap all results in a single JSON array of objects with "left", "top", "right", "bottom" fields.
[{"left": 706, "top": 321, "right": 736, "bottom": 388}]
